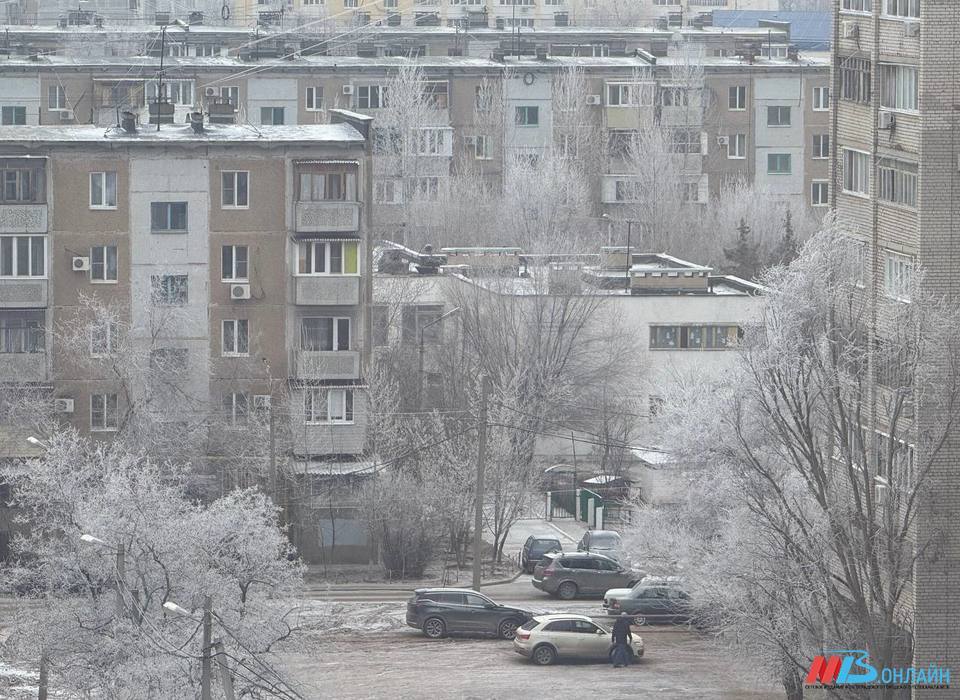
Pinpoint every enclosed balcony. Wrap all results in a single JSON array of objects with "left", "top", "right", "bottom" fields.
[
  {"left": 295, "top": 163, "right": 360, "bottom": 233},
  {"left": 0, "top": 311, "right": 46, "bottom": 381},
  {"left": 291, "top": 350, "right": 361, "bottom": 381},
  {"left": 0, "top": 159, "right": 47, "bottom": 233}
]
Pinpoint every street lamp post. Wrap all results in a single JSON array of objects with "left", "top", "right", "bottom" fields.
[{"left": 417, "top": 307, "right": 461, "bottom": 410}]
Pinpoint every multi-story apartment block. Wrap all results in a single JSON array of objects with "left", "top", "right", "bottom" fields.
[{"left": 0, "top": 112, "right": 374, "bottom": 563}]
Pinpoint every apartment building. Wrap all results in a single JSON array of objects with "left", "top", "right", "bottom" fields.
[
  {"left": 0, "top": 112, "right": 374, "bottom": 563},
  {"left": 831, "top": 0, "right": 960, "bottom": 687}
]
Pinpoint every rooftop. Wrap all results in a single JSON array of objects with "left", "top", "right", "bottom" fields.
[{"left": 0, "top": 122, "right": 365, "bottom": 145}]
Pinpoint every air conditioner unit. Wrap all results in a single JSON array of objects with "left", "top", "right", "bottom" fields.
[
  {"left": 230, "top": 283, "right": 251, "bottom": 300},
  {"left": 54, "top": 398, "right": 75, "bottom": 413},
  {"left": 904, "top": 21, "right": 919, "bottom": 37},
  {"left": 342, "top": 84, "right": 354, "bottom": 95},
  {"left": 72, "top": 256, "right": 90, "bottom": 271},
  {"left": 716, "top": 135, "right": 729, "bottom": 146},
  {"left": 204, "top": 86, "right": 218, "bottom": 97},
  {"left": 842, "top": 21, "right": 859, "bottom": 39},
  {"left": 585, "top": 94, "right": 601, "bottom": 105},
  {"left": 879, "top": 111, "right": 896, "bottom": 130},
  {"left": 59, "top": 109, "right": 75, "bottom": 122}
]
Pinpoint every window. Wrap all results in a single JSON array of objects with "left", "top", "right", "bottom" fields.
[
  {"left": 879, "top": 158, "right": 918, "bottom": 208},
  {"left": 301, "top": 317, "right": 350, "bottom": 351},
  {"left": 150, "top": 202, "right": 188, "bottom": 232},
  {"left": 91, "top": 245, "right": 118, "bottom": 282},
  {"left": 90, "top": 319, "right": 118, "bottom": 356},
  {"left": 0, "top": 311, "right": 44, "bottom": 354},
  {"left": 222, "top": 319, "right": 249, "bottom": 356},
  {"left": 474, "top": 134, "right": 492, "bottom": 160},
  {"left": 356, "top": 85, "right": 388, "bottom": 109},
  {"left": 1, "top": 161, "right": 44, "bottom": 203},
  {"left": 728, "top": 85, "right": 746, "bottom": 110},
  {"left": 221, "top": 171, "right": 249, "bottom": 208},
  {"left": 195, "top": 44, "right": 221, "bottom": 57},
  {"left": 401, "top": 305, "right": 444, "bottom": 345},
  {"left": 150, "top": 348, "right": 188, "bottom": 374},
  {"left": 374, "top": 178, "right": 403, "bottom": 204},
  {"left": 607, "top": 130, "right": 636, "bottom": 159},
  {"left": 885, "top": 0, "right": 919, "bottom": 17},
  {"left": 0, "top": 107, "right": 26, "bottom": 125},
  {"left": 767, "top": 105, "right": 791, "bottom": 127},
  {"left": 842, "top": 148, "right": 871, "bottom": 196},
  {"left": 848, "top": 238, "right": 867, "bottom": 287},
  {"left": 728, "top": 133, "right": 746, "bottom": 159},
  {"left": 475, "top": 85, "right": 493, "bottom": 112},
  {"left": 297, "top": 241, "right": 359, "bottom": 275},
  {"left": 767, "top": 153, "right": 792, "bottom": 175},
  {"left": 840, "top": 58, "right": 871, "bottom": 104},
  {"left": 146, "top": 79, "right": 194, "bottom": 106},
  {"left": 649, "top": 325, "right": 742, "bottom": 350},
  {"left": 515, "top": 106, "right": 539, "bottom": 126},
  {"left": 48, "top": 85, "right": 66, "bottom": 110},
  {"left": 222, "top": 392, "right": 249, "bottom": 426},
  {"left": 409, "top": 176, "right": 440, "bottom": 201},
  {"left": 614, "top": 179, "right": 640, "bottom": 203},
  {"left": 306, "top": 86, "right": 323, "bottom": 111},
  {"left": 661, "top": 88, "right": 689, "bottom": 107},
  {"left": 813, "top": 134, "right": 830, "bottom": 159},
  {"left": 260, "top": 107, "right": 284, "bottom": 125},
  {"left": 91, "top": 394, "right": 119, "bottom": 431},
  {"left": 0, "top": 236, "right": 45, "bottom": 277},
  {"left": 880, "top": 63, "right": 919, "bottom": 112},
  {"left": 221, "top": 245, "right": 249, "bottom": 281},
  {"left": 607, "top": 83, "right": 654, "bottom": 107},
  {"left": 422, "top": 81, "right": 449, "bottom": 109},
  {"left": 671, "top": 129, "right": 701, "bottom": 154},
  {"left": 303, "top": 388, "right": 355, "bottom": 424},
  {"left": 89, "top": 172, "right": 118, "bottom": 209},
  {"left": 412, "top": 128, "right": 450, "bottom": 156},
  {"left": 813, "top": 86, "right": 830, "bottom": 111},
  {"left": 812, "top": 180, "right": 830, "bottom": 207},
  {"left": 298, "top": 171, "right": 357, "bottom": 201},
  {"left": 842, "top": 0, "right": 872, "bottom": 10},
  {"left": 760, "top": 45, "right": 789, "bottom": 59},
  {"left": 151, "top": 275, "right": 188, "bottom": 305},
  {"left": 883, "top": 251, "right": 913, "bottom": 301},
  {"left": 220, "top": 86, "right": 239, "bottom": 107}
]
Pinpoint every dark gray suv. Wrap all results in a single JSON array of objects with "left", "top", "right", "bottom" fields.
[
  {"left": 406, "top": 588, "right": 533, "bottom": 639},
  {"left": 532, "top": 552, "right": 643, "bottom": 600}
]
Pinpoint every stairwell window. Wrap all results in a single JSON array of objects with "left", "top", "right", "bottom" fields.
[
  {"left": 304, "top": 388, "right": 354, "bottom": 424},
  {"left": 150, "top": 202, "right": 187, "bottom": 232},
  {"left": 767, "top": 105, "right": 791, "bottom": 127},
  {"left": 842, "top": 148, "right": 871, "bottom": 196},
  {"left": 297, "top": 240, "right": 359, "bottom": 275},
  {"left": 90, "top": 320, "right": 118, "bottom": 356},
  {"left": 883, "top": 251, "right": 914, "bottom": 302},
  {"left": 90, "top": 172, "right": 118, "bottom": 209},
  {"left": 880, "top": 63, "right": 919, "bottom": 112},
  {"left": 0, "top": 107, "right": 26, "bottom": 125},
  {"left": 151, "top": 275, "right": 188, "bottom": 305},
  {"left": 90, "top": 393, "right": 119, "bottom": 431},
  {"left": 840, "top": 57, "right": 871, "bottom": 104},
  {"left": 515, "top": 106, "right": 539, "bottom": 126},
  {"left": 222, "top": 319, "right": 249, "bottom": 356},
  {"left": 259, "top": 107, "right": 284, "bottom": 125},
  {"left": 222, "top": 392, "right": 249, "bottom": 426},
  {"left": 90, "top": 244, "right": 118, "bottom": 283},
  {"left": 728, "top": 134, "right": 746, "bottom": 159},
  {"left": 878, "top": 158, "right": 918, "bottom": 208},
  {"left": 812, "top": 180, "right": 830, "bottom": 207},
  {"left": 767, "top": 153, "right": 792, "bottom": 175}
]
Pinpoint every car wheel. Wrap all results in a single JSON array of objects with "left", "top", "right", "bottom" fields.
[
  {"left": 633, "top": 616, "right": 647, "bottom": 626},
  {"left": 557, "top": 581, "right": 578, "bottom": 600},
  {"left": 532, "top": 644, "right": 557, "bottom": 666},
  {"left": 498, "top": 618, "right": 521, "bottom": 640},
  {"left": 422, "top": 617, "right": 446, "bottom": 639}
]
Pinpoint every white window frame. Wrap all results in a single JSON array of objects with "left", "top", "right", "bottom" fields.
[
  {"left": 90, "top": 244, "right": 118, "bottom": 283},
  {"left": 374, "top": 178, "right": 404, "bottom": 204},
  {"left": 883, "top": 0, "right": 919, "bottom": 19},
  {"left": 305, "top": 86, "right": 324, "bottom": 111},
  {"left": 879, "top": 63, "right": 919, "bottom": 113},
  {"left": 841, "top": 0, "right": 872, "bottom": 13},
  {"left": 90, "top": 393, "right": 119, "bottom": 432},
  {"left": 0, "top": 106, "right": 27, "bottom": 125},
  {"left": 259, "top": 106, "right": 285, "bottom": 125},
  {"left": 606, "top": 83, "right": 654, "bottom": 107},
  {"left": 221, "top": 170, "right": 249, "bottom": 209},
  {"left": 146, "top": 79, "right": 194, "bottom": 106},
  {"left": 300, "top": 316, "right": 351, "bottom": 351},
  {"left": 811, "top": 180, "right": 830, "bottom": 207},
  {"left": 0, "top": 235, "right": 46, "bottom": 278},
  {"left": 221, "top": 244, "right": 249, "bottom": 281},
  {"left": 150, "top": 202, "right": 188, "bottom": 232},
  {"left": 356, "top": 85, "right": 388, "bottom": 110},
  {"left": 222, "top": 392, "right": 249, "bottom": 426},
  {"left": 151, "top": 274, "right": 188, "bottom": 305},
  {"left": 474, "top": 134, "right": 492, "bottom": 160},
  {"left": 813, "top": 86, "right": 830, "bottom": 111},
  {"left": 90, "top": 319, "right": 118, "bottom": 357},
  {"left": 47, "top": 85, "right": 66, "bottom": 110},
  {"left": 296, "top": 240, "right": 360, "bottom": 276},
  {"left": 222, "top": 319, "right": 250, "bottom": 356},
  {"left": 878, "top": 158, "right": 918, "bottom": 209},
  {"left": 842, "top": 148, "right": 871, "bottom": 197},
  {"left": 89, "top": 171, "right": 118, "bottom": 209},
  {"left": 303, "top": 388, "right": 355, "bottom": 424},
  {"left": 220, "top": 86, "right": 240, "bottom": 107},
  {"left": 883, "top": 250, "right": 914, "bottom": 302},
  {"left": 728, "top": 85, "right": 746, "bottom": 111},
  {"left": 812, "top": 134, "right": 830, "bottom": 160},
  {"left": 411, "top": 128, "right": 452, "bottom": 156},
  {"left": 728, "top": 133, "right": 746, "bottom": 160}
]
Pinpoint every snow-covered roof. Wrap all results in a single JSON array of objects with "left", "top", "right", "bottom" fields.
[
  {"left": 632, "top": 448, "right": 674, "bottom": 466},
  {"left": 294, "top": 460, "right": 375, "bottom": 476}
]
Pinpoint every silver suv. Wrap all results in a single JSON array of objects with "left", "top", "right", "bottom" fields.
[{"left": 532, "top": 552, "right": 643, "bottom": 600}]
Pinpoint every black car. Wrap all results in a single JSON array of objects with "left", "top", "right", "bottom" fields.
[
  {"left": 521, "top": 536, "right": 563, "bottom": 573},
  {"left": 405, "top": 587, "right": 533, "bottom": 640}
]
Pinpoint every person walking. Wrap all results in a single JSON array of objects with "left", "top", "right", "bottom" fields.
[{"left": 610, "top": 612, "right": 633, "bottom": 668}]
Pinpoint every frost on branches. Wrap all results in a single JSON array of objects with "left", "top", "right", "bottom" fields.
[{"left": 1, "top": 430, "right": 304, "bottom": 699}]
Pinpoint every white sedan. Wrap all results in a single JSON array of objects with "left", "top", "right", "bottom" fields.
[{"left": 512, "top": 614, "right": 644, "bottom": 666}]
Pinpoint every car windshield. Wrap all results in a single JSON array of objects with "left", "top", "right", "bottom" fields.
[
  {"left": 592, "top": 533, "right": 621, "bottom": 546},
  {"left": 531, "top": 540, "right": 560, "bottom": 552},
  {"left": 519, "top": 620, "right": 539, "bottom": 631}
]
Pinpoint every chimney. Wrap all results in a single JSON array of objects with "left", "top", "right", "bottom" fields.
[
  {"left": 189, "top": 111, "right": 204, "bottom": 134},
  {"left": 120, "top": 111, "right": 137, "bottom": 134}
]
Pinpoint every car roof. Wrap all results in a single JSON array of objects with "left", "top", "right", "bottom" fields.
[
  {"left": 588, "top": 530, "right": 621, "bottom": 537},
  {"left": 557, "top": 551, "right": 619, "bottom": 562},
  {"left": 413, "top": 587, "right": 484, "bottom": 594},
  {"left": 532, "top": 613, "right": 595, "bottom": 623}
]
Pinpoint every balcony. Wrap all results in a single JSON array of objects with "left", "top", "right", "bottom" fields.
[
  {"left": 0, "top": 351, "right": 46, "bottom": 382},
  {"left": 291, "top": 350, "right": 361, "bottom": 381},
  {"left": 295, "top": 201, "right": 360, "bottom": 233},
  {"left": 0, "top": 205, "right": 47, "bottom": 233},
  {"left": 294, "top": 275, "right": 360, "bottom": 306},
  {"left": 0, "top": 279, "right": 48, "bottom": 308}
]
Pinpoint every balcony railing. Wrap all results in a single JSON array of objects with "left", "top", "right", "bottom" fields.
[
  {"left": 294, "top": 275, "right": 360, "bottom": 306},
  {"left": 295, "top": 201, "right": 360, "bottom": 233},
  {"left": 291, "top": 349, "right": 361, "bottom": 381},
  {"left": 0, "top": 348, "right": 46, "bottom": 382},
  {"left": 0, "top": 279, "right": 48, "bottom": 308},
  {"left": 0, "top": 204, "right": 47, "bottom": 233}
]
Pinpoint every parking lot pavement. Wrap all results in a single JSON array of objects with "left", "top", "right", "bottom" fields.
[{"left": 280, "top": 627, "right": 781, "bottom": 700}]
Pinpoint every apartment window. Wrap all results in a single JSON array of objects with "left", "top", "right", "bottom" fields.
[
  {"left": 842, "top": 148, "right": 871, "bottom": 196},
  {"left": 842, "top": 0, "right": 872, "bottom": 10},
  {"left": 848, "top": 238, "right": 867, "bottom": 287},
  {"left": 880, "top": 64, "right": 919, "bottom": 112},
  {"left": 614, "top": 179, "right": 640, "bottom": 203},
  {"left": 220, "top": 86, "right": 239, "bottom": 107},
  {"left": 305, "top": 86, "right": 324, "bottom": 111},
  {"left": 303, "top": 0, "right": 323, "bottom": 3},
  {"left": 222, "top": 319, "right": 249, "bottom": 356},
  {"left": 878, "top": 158, "right": 918, "bottom": 208},
  {"left": 301, "top": 317, "right": 350, "bottom": 351},
  {"left": 607, "top": 83, "right": 653, "bottom": 107},
  {"left": 728, "top": 85, "right": 746, "bottom": 110},
  {"left": 813, "top": 134, "right": 830, "bottom": 159},
  {"left": 382, "top": 0, "right": 397, "bottom": 7},
  {"left": 671, "top": 129, "right": 701, "bottom": 154},
  {"left": 409, "top": 176, "right": 440, "bottom": 201},
  {"left": 150, "top": 202, "right": 187, "bottom": 232},
  {"left": 298, "top": 171, "right": 357, "bottom": 201},
  {"left": 89, "top": 172, "right": 118, "bottom": 209},
  {"left": 221, "top": 171, "right": 249, "bottom": 208},
  {"left": 422, "top": 81, "right": 449, "bottom": 109},
  {"left": 0, "top": 311, "right": 44, "bottom": 354},
  {"left": 221, "top": 245, "right": 249, "bottom": 281},
  {"left": 195, "top": 44, "right": 221, "bottom": 57},
  {"left": 374, "top": 178, "right": 403, "bottom": 204},
  {"left": 661, "top": 88, "right": 689, "bottom": 107},
  {"left": 883, "top": 251, "right": 913, "bottom": 301},
  {"left": 297, "top": 240, "right": 359, "bottom": 275},
  {"left": 146, "top": 79, "right": 194, "bottom": 106},
  {"left": 91, "top": 245, "right": 118, "bottom": 283},
  {"left": 767, "top": 153, "right": 792, "bottom": 175},
  {"left": 151, "top": 275, "right": 188, "bottom": 305},
  {"left": 412, "top": 128, "right": 451, "bottom": 156},
  {"left": 48, "top": 85, "right": 67, "bottom": 110},
  {"left": 260, "top": 107, "right": 285, "bottom": 125},
  {"left": 474, "top": 134, "right": 492, "bottom": 160},
  {"left": 0, "top": 107, "right": 26, "bottom": 125},
  {"left": 649, "top": 325, "right": 742, "bottom": 350},
  {"left": 885, "top": 0, "right": 919, "bottom": 17},
  {"left": 90, "top": 393, "right": 119, "bottom": 431},
  {"left": 222, "top": 392, "right": 249, "bottom": 426},
  {"left": 90, "top": 319, "right": 118, "bottom": 356},
  {"left": 728, "top": 133, "right": 746, "bottom": 159},
  {"left": 840, "top": 58, "right": 871, "bottom": 104},
  {"left": 475, "top": 85, "right": 493, "bottom": 112},
  {"left": 1, "top": 161, "right": 44, "bottom": 203},
  {"left": 813, "top": 86, "right": 830, "bottom": 111},
  {"left": 607, "top": 130, "right": 636, "bottom": 159},
  {"left": 812, "top": 180, "right": 830, "bottom": 207},
  {"left": 357, "top": 85, "right": 388, "bottom": 109},
  {"left": 515, "top": 106, "right": 539, "bottom": 126},
  {"left": 150, "top": 348, "right": 188, "bottom": 374},
  {"left": 767, "top": 106, "right": 791, "bottom": 127},
  {"left": 0, "top": 236, "right": 45, "bottom": 277},
  {"left": 303, "top": 388, "right": 354, "bottom": 424}
]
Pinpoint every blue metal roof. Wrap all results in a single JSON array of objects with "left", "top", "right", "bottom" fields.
[{"left": 711, "top": 10, "right": 832, "bottom": 51}]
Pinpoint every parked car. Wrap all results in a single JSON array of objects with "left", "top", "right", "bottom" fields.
[
  {"left": 406, "top": 587, "right": 533, "bottom": 640},
  {"left": 513, "top": 614, "right": 644, "bottom": 666},
  {"left": 576, "top": 529, "right": 623, "bottom": 561},
  {"left": 531, "top": 552, "right": 644, "bottom": 600},
  {"left": 520, "top": 536, "right": 563, "bottom": 573},
  {"left": 602, "top": 577, "right": 692, "bottom": 624}
]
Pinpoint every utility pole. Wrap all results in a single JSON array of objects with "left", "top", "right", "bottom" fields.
[
  {"left": 624, "top": 220, "right": 633, "bottom": 293},
  {"left": 201, "top": 596, "right": 213, "bottom": 700},
  {"left": 269, "top": 401, "right": 279, "bottom": 521},
  {"left": 471, "top": 377, "right": 488, "bottom": 591},
  {"left": 156, "top": 24, "right": 166, "bottom": 132},
  {"left": 115, "top": 542, "right": 126, "bottom": 617},
  {"left": 38, "top": 649, "right": 48, "bottom": 700},
  {"left": 212, "top": 641, "right": 236, "bottom": 700}
]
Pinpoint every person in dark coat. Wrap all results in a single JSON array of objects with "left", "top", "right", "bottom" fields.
[{"left": 610, "top": 613, "right": 633, "bottom": 668}]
